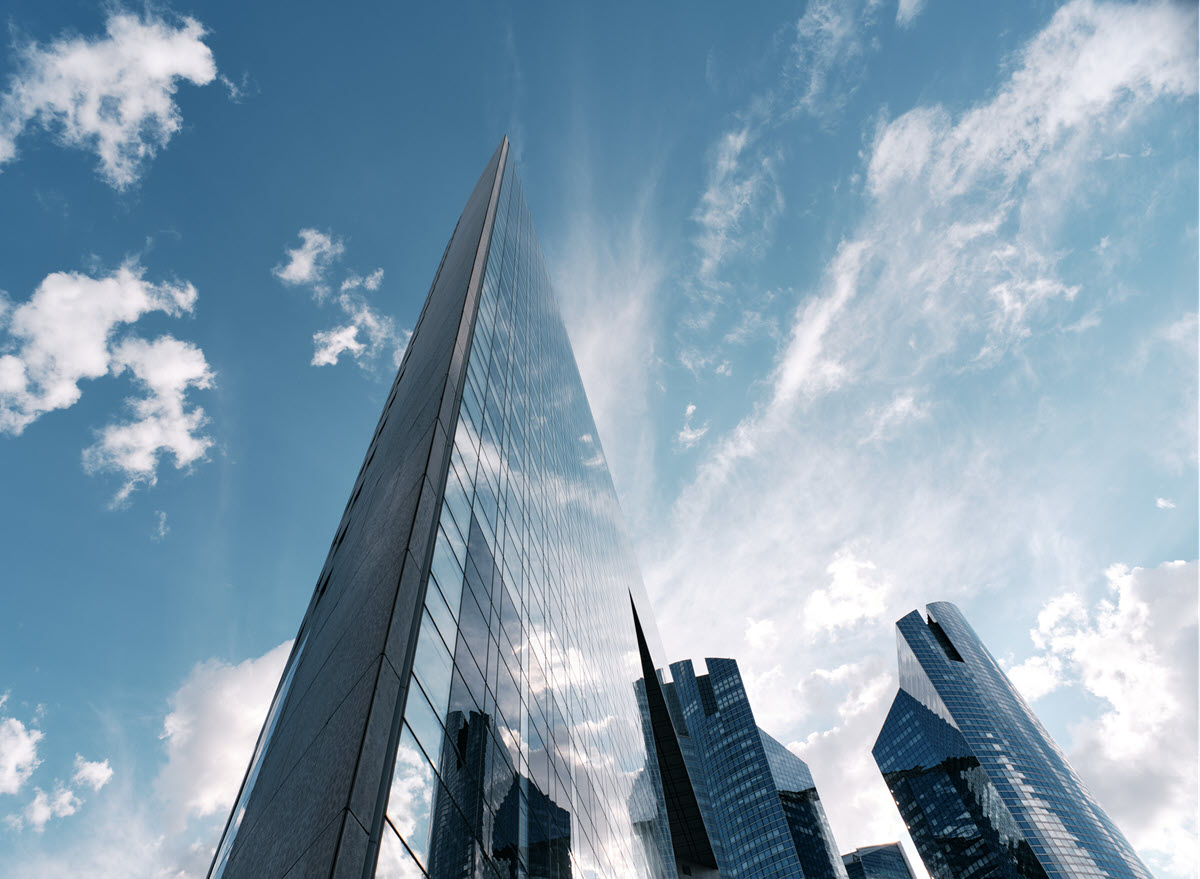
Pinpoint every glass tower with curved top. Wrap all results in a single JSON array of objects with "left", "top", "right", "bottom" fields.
[
  {"left": 208, "top": 139, "right": 680, "bottom": 879},
  {"left": 873, "top": 602, "right": 1153, "bottom": 879}
]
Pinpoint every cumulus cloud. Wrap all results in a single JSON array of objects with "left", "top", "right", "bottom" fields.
[
  {"left": 72, "top": 755, "right": 114, "bottom": 793},
  {"left": 676, "top": 402, "right": 710, "bottom": 449},
  {"left": 1155, "top": 497, "right": 1175, "bottom": 509},
  {"left": 745, "top": 617, "right": 779, "bottom": 651},
  {"left": 273, "top": 231, "right": 410, "bottom": 368},
  {"left": 23, "top": 784, "right": 80, "bottom": 832},
  {"left": 0, "top": 261, "right": 198, "bottom": 434},
  {"left": 83, "top": 335, "right": 215, "bottom": 504},
  {"left": 1005, "top": 560, "right": 1198, "bottom": 876},
  {"left": 0, "top": 709, "right": 42, "bottom": 796},
  {"left": 4, "top": 641, "right": 290, "bottom": 878},
  {"left": 155, "top": 640, "right": 292, "bottom": 831},
  {"left": 0, "top": 705, "right": 112, "bottom": 834},
  {"left": 311, "top": 324, "right": 365, "bottom": 366},
  {"left": 272, "top": 229, "right": 344, "bottom": 292},
  {"left": 0, "top": 12, "right": 217, "bottom": 188},
  {"left": 803, "top": 549, "right": 891, "bottom": 637},
  {"left": 757, "top": 657, "right": 922, "bottom": 873}
]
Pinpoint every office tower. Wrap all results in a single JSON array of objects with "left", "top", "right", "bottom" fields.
[
  {"left": 634, "top": 630, "right": 847, "bottom": 879},
  {"left": 208, "top": 138, "right": 680, "bottom": 879},
  {"left": 873, "top": 602, "right": 1153, "bottom": 879},
  {"left": 842, "top": 844, "right": 917, "bottom": 879}
]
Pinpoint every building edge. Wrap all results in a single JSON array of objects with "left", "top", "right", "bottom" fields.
[
  {"left": 358, "top": 135, "right": 509, "bottom": 879},
  {"left": 207, "top": 137, "right": 509, "bottom": 879}
]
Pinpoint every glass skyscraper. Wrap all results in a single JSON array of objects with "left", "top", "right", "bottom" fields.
[
  {"left": 208, "top": 139, "right": 680, "bottom": 879},
  {"left": 842, "top": 843, "right": 917, "bottom": 879},
  {"left": 873, "top": 602, "right": 1153, "bottom": 879},
  {"left": 633, "top": 626, "right": 847, "bottom": 879}
]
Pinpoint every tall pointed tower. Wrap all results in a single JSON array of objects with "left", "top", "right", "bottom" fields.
[
  {"left": 209, "top": 140, "right": 678, "bottom": 879},
  {"left": 873, "top": 602, "right": 1154, "bottom": 879}
]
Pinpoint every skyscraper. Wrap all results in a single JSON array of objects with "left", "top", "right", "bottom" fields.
[
  {"left": 873, "top": 602, "right": 1153, "bottom": 879},
  {"left": 842, "top": 843, "right": 917, "bottom": 879},
  {"left": 208, "top": 139, "right": 680, "bottom": 879},
  {"left": 633, "top": 620, "right": 847, "bottom": 879}
]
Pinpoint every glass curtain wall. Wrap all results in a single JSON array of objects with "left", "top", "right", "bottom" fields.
[{"left": 375, "top": 158, "right": 675, "bottom": 879}]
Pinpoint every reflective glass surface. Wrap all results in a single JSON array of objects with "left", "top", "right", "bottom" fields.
[
  {"left": 666, "top": 657, "right": 847, "bottom": 879},
  {"left": 874, "top": 603, "right": 1154, "bottom": 879},
  {"left": 842, "top": 844, "right": 918, "bottom": 879},
  {"left": 380, "top": 156, "right": 675, "bottom": 879}
]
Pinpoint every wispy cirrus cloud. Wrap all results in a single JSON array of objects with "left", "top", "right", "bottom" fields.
[
  {"left": 675, "top": 402, "right": 710, "bottom": 449},
  {"left": 648, "top": 1, "right": 1198, "bottom": 867},
  {"left": 694, "top": 0, "right": 883, "bottom": 272},
  {"left": 0, "top": 12, "right": 218, "bottom": 188}
]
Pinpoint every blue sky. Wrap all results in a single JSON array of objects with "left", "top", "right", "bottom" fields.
[{"left": 0, "top": 2, "right": 1195, "bottom": 877}]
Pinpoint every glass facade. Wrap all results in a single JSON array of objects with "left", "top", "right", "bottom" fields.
[
  {"left": 842, "top": 844, "right": 917, "bottom": 879},
  {"left": 873, "top": 603, "right": 1154, "bottom": 879},
  {"left": 375, "top": 151, "right": 676, "bottom": 879},
  {"left": 661, "top": 657, "right": 848, "bottom": 879}
]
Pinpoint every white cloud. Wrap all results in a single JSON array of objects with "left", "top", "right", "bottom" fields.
[
  {"left": 765, "top": 658, "right": 928, "bottom": 878},
  {"left": 803, "top": 549, "right": 891, "bottom": 637},
  {"left": 0, "top": 12, "right": 217, "bottom": 188},
  {"left": 0, "top": 714, "right": 43, "bottom": 796},
  {"left": 693, "top": 125, "right": 784, "bottom": 284},
  {"left": 155, "top": 640, "right": 292, "bottom": 831},
  {"left": 272, "top": 231, "right": 409, "bottom": 368},
  {"left": 553, "top": 167, "right": 666, "bottom": 530},
  {"left": 72, "top": 756, "right": 113, "bottom": 793},
  {"left": 152, "top": 510, "right": 170, "bottom": 541},
  {"left": 23, "top": 784, "right": 81, "bottom": 832},
  {"left": 645, "top": 6, "right": 1196, "bottom": 871},
  {"left": 895, "top": 0, "right": 926, "bottom": 28},
  {"left": 861, "top": 391, "right": 930, "bottom": 444},
  {"left": 311, "top": 324, "right": 365, "bottom": 366},
  {"left": 788, "top": 0, "right": 876, "bottom": 119},
  {"left": 0, "top": 262, "right": 198, "bottom": 435},
  {"left": 83, "top": 335, "right": 215, "bottom": 504},
  {"left": 4, "top": 641, "right": 291, "bottom": 878},
  {"left": 676, "top": 402, "right": 710, "bottom": 449},
  {"left": 340, "top": 268, "right": 384, "bottom": 292},
  {"left": 1156, "top": 497, "right": 1175, "bottom": 509},
  {"left": 1005, "top": 651, "right": 1065, "bottom": 703},
  {"left": 272, "top": 229, "right": 344, "bottom": 291},
  {"left": 686, "top": 0, "right": 884, "bottom": 308},
  {"left": 1009, "top": 560, "right": 1198, "bottom": 877},
  {"left": 744, "top": 618, "right": 779, "bottom": 651}
]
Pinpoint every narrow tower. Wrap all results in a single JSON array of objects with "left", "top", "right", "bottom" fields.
[{"left": 209, "top": 140, "right": 679, "bottom": 879}]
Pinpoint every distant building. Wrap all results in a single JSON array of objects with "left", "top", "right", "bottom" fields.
[
  {"left": 633, "top": 607, "right": 847, "bottom": 879},
  {"left": 842, "top": 843, "right": 917, "bottom": 879},
  {"left": 873, "top": 602, "right": 1154, "bottom": 879}
]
